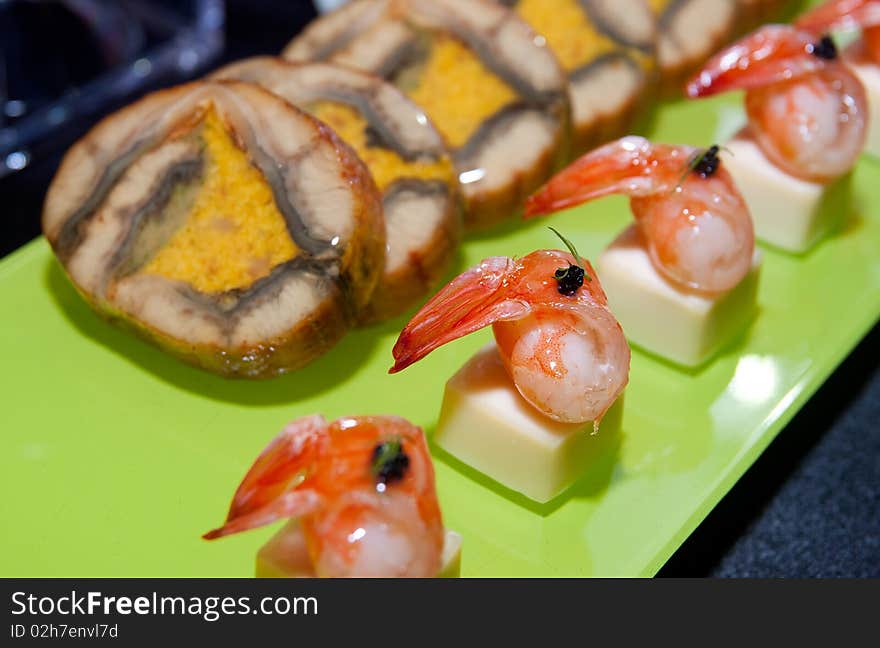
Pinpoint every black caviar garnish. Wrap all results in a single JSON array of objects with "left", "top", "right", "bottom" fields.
[
  {"left": 678, "top": 145, "right": 724, "bottom": 188},
  {"left": 809, "top": 35, "right": 838, "bottom": 61},
  {"left": 693, "top": 145, "right": 721, "bottom": 178},
  {"left": 548, "top": 227, "right": 591, "bottom": 297},
  {"left": 371, "top": 438, "right": 409, "bottom": 486},
  {"left": 555, "top": 264, "right": 585, "bottom": 296}
]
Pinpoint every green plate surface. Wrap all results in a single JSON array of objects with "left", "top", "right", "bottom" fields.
[{"left": 2, "top": 91, "right": 879, "bottom": 577}]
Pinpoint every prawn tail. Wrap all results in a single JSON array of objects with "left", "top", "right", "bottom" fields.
[
  {"left": 796, "top": 0, "right": 880, "bottom": 34},
  {"left": 203, "top": 415, "right": 328, "bottom": 540},
  {"left": 685, "top": 25, "right": 826, "bottom": 98},
  {"left": 390, "top": 257, "right": 531, "bottom": 373},
  {"left": 203, "top": 490, "right": 322, "bottom": 540},
  {"left": 524, "top": 136, "right": 665, "bottom": 217}
]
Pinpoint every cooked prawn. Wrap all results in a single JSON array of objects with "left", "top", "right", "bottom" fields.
[
  {"left": 525, "top": 136, "right": 754, "bottom": 295},
  {"left": 797, "top": 0, "right": 880, "bottom": 64},
  {"left": 204, "top": 415, "right": 444, "bottom": 578},
  {"left": 686, "top": 25, "right": 868, "bottom": 182},
  {"left": 390, "top": 247, "right": 630, "bottom": 426}
]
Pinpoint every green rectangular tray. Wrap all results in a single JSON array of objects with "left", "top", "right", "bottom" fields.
[{"left": 2, "top": 93, "right": 879, "bottom": 577}]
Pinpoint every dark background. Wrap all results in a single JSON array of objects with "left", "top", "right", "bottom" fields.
[
  {"left": 0, "top": 0, "right": 321, "bottom": 258},
  {"left": 1, "top": 0, "right": 877, "bottom": 577}
]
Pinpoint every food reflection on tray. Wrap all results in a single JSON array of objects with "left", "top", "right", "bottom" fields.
[{"left": 38, "top": 0, "right": 880, "bottom": 577}]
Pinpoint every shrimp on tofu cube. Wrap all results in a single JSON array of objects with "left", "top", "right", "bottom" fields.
[{"left": 204, "top": 415, "right": 446, "bottom": 578}]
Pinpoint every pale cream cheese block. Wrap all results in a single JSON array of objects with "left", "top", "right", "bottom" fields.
[
  {"left": 723, "top": 133, "right": 851, "bottom": 253},
  {"left": 849, "top": 58, "right": 880, "bottom": 159},
  {"left": 597, "top": 226, "right": 761, "bottom": 368},
  {"left": 255, "top": 519, "right": 462, "bottom": 578},
  {"left": 435, "top": 343, "right": 624, "bottom": 504}
]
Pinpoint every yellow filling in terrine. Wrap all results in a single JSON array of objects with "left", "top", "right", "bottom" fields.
[
  {"left": 142, "top": 109, "right": 298, "bottom": 294},
  {"left": 518, "top": 0, "right": 652, "bottom": 73},
  {"left": 311, "top": 101, "right": 454, "bottom": 191},
  {"left": 516, "top": 0, "right": 620, "bottom": 71},
  {"left": 404, "top": 35, "right": 517, "bottom": 149}
]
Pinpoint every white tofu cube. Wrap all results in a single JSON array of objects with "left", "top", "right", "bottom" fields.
[
  {"left": 723, "top": 133, "right": 851, "bottom": 253},
  {"left": 434, "top": 343, "right": 624, "bottom": 504},
  {"left": 255, "top": 520, "right": 462, "bottom": 578},
  {"left": 849, "top": 58, "right": 880, "bottom": 159},
  {"left": 597, "top": 226, "right": 761, "bottom": 368}
]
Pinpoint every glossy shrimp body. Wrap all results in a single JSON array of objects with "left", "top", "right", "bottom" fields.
[
  {"left": 869, "top": 25, "right": 880, "bottom": 63},
  {"left": 391, "top": 251, "right": 630, "bottom": 425},
  {"left": 797, "top": 0, "right": 880, "bottom": 64},
  {"left": 525, "top": 136, "right": 755, "bottom": 296},
  {"left": 204, "top": 415, "right": 444, "bottom": 578},
  {"left": 686, "top": 25, "right": 868, "bottom": 182}
]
